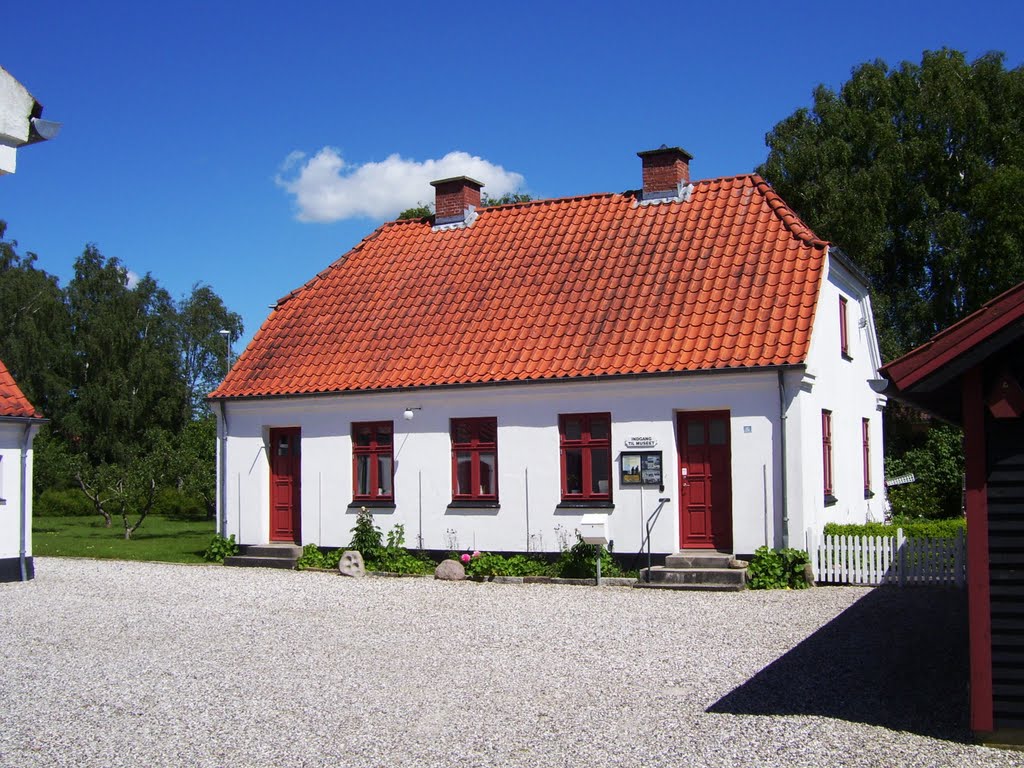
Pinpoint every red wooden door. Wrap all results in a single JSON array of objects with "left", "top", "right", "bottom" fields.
[
  {"left": 678, "top": 411, "right": 733, "bottom": 550},
  {"left": 269, "top": 427, "right": 301, "bottom": 542}
]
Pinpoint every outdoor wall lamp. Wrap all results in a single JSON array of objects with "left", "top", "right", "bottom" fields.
[{"left": 403, "top": 407, "right": 422, "bottom": 421}]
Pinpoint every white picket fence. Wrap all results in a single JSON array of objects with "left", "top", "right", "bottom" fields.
[{"left": 805, "top": 528, "right": 966, "bottom": 587}]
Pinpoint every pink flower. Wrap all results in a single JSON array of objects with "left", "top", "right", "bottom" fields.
[
  {"left": 472, "top": 551, "right": 481, "bottom": 559},
  {"left": 460, "top": 553, "right": 471, "bottom": 564}
]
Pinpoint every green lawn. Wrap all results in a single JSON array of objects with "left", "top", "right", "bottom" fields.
[{"left": 32, "top": 515, "right": 216, "bottom": 564}]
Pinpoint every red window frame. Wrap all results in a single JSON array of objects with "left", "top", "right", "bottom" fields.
[
  {"left": 559, "top": 413, "right": 612, "bottom": 502},
  {"left": 839, "top": 296, "right": 851, "bottom": 358},
  {"left": 862, "top": 417, "right": 871, "bottom": 496},
  {"left": 450, "top": 417, "right": 498, "bottom": 502},
  {"left": 822, "top": 410, "right": 835, "bottom": 501},
  {"left": 352, "top": 421, "right": 394, "bottom": 501}
]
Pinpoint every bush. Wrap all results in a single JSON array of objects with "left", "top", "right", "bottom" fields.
[
  {"left": 348, "top": 507, "right": 383, "bottom": 560},
  {"left": 295, "top": 544, "right": 343, "bottom": 571},
  {"left": 150, "top": 487, "right": 207, "bottom": 520},
  {"left": 748, "top": 546, "right": 809, "bottom": 589},
  {"left": 203, "top": 533, "right": 238, "bottom": 563},
  {"left": 34, "top": 488, "right": 94, "bottom": 517},
  {"left": 824, "top": 518, "right": 965, "bottom": 539},
  {"left": 555, "top": 534, "right": 622, "bottom": 579}
]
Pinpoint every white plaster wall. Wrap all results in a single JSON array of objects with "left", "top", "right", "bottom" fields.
[
  {"left": 0, "top": 423, "right": 33, "bottom": 559},
  {"left": 794, "top": 252, "right": 888, "bottom": 543},
  {"left": 219, "top": 370, "right": 788, "bottom": 557},
  {"left": 0, "top": 67, "right": 36, "bottom": 174}
]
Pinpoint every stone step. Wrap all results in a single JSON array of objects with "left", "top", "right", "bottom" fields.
[
  {"left": 664, "top": 551, "right": 735, "bottom": 569},
  {"left": 639, "top": 566, "right": 746, "bottom": 588},
  {"left": 223, "top": 555, "right": 299, "bottom": 570},
  {"left": 633, "top": 581, "right": 745, "bottom": 593},
  {"left": 242, "top": 544, "right": 303, "bottom": 559}
]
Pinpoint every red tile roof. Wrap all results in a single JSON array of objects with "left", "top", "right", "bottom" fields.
[
  {"left": 211, "top": 175, "right": 828, "bottom": 399},
  {"left": 0, "top": 359, "right": 42, "bottom": 419}
]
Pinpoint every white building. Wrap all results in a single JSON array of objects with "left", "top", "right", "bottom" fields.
[
  {"left": 0, "top": 65, "right": 60, "bottom": 175},
  {"left": 210, "top": 147, "right": 886, "bottom": 560},
  {"left": 0, "top": 360, "right": 44, "bottom": 581}
]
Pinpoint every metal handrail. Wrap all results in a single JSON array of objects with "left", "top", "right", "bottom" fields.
[{"left": 634, "top": 497, "right": 671, "bottom": 582}]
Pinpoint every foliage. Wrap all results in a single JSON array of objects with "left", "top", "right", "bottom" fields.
[
  {"left": 481, "top": 192, "right": 533, "bottom": 207},
  {"left": 397, "top": 204, "right": 432, "bottom": 220},
  {"left": 824, "top": 517, "right": 965, "bottom": 539},
  {"left": 370, "top": 524, "right": 434, "bottom": 574},
  {"left": 33, "top": 514, "right": 215, "bottom": 563},
  {"left": 294, "top": 544, "right": 343, "bottom": 571},
  {"left": 203, "top": 533, "right": 238, "bottom": 563},
  {"left": 178, "top": 283, "right": 242, "bottom": 417},
  {"left": 463, "top": 552, "right": 552, "bottom": 578},
  {"left": 759, "top": 49, "right": 1024, "bottom": 361},
  {"left": 555, "top": 534, "right": 622, "bottom": 579},
  {"left": 348, "top": 507, "right": 383, "bottom": 559},
  {"left": 34, "top": 488, "right": 95, "bottom": 517},
  {"left": 748, "top": 546, "right": 809, "bottom": 589},
  {"left": 885, "top": 422, "right": 964, "bottom": 519}
]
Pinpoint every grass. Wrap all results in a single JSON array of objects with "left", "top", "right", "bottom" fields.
[{"left": 32, "top": 514, "right": 216, "bottom": 564}]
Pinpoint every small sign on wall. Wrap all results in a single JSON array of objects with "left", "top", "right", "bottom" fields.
[{"left": 621, "top": 451, "right": 663, "bottom": 486}]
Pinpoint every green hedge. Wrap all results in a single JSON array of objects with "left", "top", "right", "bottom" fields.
[
  {"left": 823, "top": 517, "right": 966, "bottom": 539},
  {"left": 34, "top": 489, "right": 94, "bottom": 517}
]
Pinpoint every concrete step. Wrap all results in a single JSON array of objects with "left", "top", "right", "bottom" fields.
[
  {"left": 640, "top": 566, "right": 746, "bottom": 587},
  {"left": 664, "top": 550, "right": 735, "bottom": 569},
  {"left": 243, "top": 544, "right": 303, "bottom": 559},
  {"left": 223, "top": 554, "right": 299, "bottom": 570},
  {"left": 633, "top": 581, "right": 745, "bottom": 593}
]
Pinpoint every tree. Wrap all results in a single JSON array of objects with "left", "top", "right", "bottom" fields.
[
  {"left": 0, "top": 221, "right": 72, "bottom": 420},
  {"left": 63, "top": 247, "right": 187, "bottom": 465},
  {"left": 177, "top": 284, "right": 243, "bottom": 417},
  {"left": 397, "top": 193, "right": 533, "bottom": 221},
  {"left": 759, "top": 49, "right": 1024, "bottom": 361}
]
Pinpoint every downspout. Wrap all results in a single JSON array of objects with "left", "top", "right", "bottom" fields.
[
  {"left": 218, "top": 400, "right": 229, "bottom": 538},
  {"left": 19, "top": 422, "right": 37, "bottom": 581},
  {"left": 777, "top": 369, "right": 789, "bottom": 549}
]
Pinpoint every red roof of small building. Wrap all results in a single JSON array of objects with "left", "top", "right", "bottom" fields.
[
  {"left": 211, "top": 174, "right": 829, "bottom": 399},
  {"left": 0, "top": 359, "right": 42, "bottom": 419},
  {"left": 881, "top": 281, "right": 1024, "bottom": 423}
]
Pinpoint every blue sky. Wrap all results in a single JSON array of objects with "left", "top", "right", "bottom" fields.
[{"left": 3, "top": 0, "right": 1022, "bottom": 352}]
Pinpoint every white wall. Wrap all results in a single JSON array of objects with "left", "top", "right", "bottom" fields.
[
  {"left": 793, "top": 251, "right": 888, "bottom": 540},
  {"left": 218, "top": 370, "right": 788, "bottom": 557},
  {"left": 0, "top": 422, "right": 34, "bottom": 560},
  {"left": 0, "top": 67, "right": 37, "bottom": 175}
]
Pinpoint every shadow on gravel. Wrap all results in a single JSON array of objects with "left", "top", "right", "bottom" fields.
[{"left": 707, "top": 587, "right": 971, "bottom": 742}]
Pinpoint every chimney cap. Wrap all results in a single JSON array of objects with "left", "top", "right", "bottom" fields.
[
  {"left": 430, "top": 175, "right": 484, "bottom": 189},
  {"left": 637, "top": 145, "right": 693, "bottom": 161}
]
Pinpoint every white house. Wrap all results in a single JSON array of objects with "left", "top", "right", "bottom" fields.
[
  {"left": 0, "top": 360, "right": 44, "bottom": 581},
  {"left": 210, "top": 147, "right": 886, "bottom": 560},
  {"left": 0, "top": 65, "right": 60, "bottom": 176}
]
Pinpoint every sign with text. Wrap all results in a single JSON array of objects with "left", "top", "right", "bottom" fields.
[
  {"left": 624, "top": 436, "right": 658, "bottom": 449},
  {"left": 621, "top": 451, "right": 663, "bottom": 486}
]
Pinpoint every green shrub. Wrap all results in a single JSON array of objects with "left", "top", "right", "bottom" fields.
[
  {"left": 348, "top": 507, "right": 383, "bottom": 560},
  {"left": 203, "top": 533, "right": 238, "bottom": 563},
  {"left": 296, "top": 542, "right": 326, "bottom": 570},
  {"left": 748, "top": 546, "right": 809, "bottom": 589},
  {"left": 555, "top": 534, "right": 622, "bottom": 579},
  {"left": 823, "top": 518, "right": 965, "bottom": 539},
  {"left": 150, "top": 487, "right": 207, "bottom": 520},
  {"left": 34, "top": 488, "right": 94, "bottom": 517},
  {"left": 366, "top": 524, "right": 434, "bottom": 574}
]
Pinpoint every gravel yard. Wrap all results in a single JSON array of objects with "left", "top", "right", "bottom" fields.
[{"left": 0, "top": 558, "right": 1017, "bottom": 768}]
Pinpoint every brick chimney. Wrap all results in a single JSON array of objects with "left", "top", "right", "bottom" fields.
[
  {"left": 637, "top": 146, "right": 693, "bottom": 201},
  {"left": 431, "top": 176, "right": 483, "bottom": 226}
]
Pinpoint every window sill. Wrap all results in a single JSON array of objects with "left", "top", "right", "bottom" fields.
[
  {"left": 348, "top": 500, "right": 396, "bottom": 511},
  {"left": 841, "top": 353, "right": 853, "bottom": 361},
  {"left": 824, "top": 494, "right": 838, "bottom": 507},
  {"left": 447, "top": 500, "right": 500, "bottom": 510},
  {"left": 864, "top": 490, "right": 875, "bottom": 499},
  {"left": 557, "top": 500, "right": 615, "bottom": 510}
]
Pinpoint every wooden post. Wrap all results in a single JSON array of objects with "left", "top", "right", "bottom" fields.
[
  {"left": 963, "top": 365, "right": 993, "bottom": 733},
  {"left": 897, "top": 527, "right": 906, "bottom": 588}
]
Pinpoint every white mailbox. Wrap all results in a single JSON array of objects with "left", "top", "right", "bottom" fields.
[{"left": 578, "top": 514, "right": 609, "bottom": 546}]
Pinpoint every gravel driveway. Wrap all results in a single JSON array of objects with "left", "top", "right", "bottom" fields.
[{"left": 0, "top": 558, "right": 1017, "bottom": 767}]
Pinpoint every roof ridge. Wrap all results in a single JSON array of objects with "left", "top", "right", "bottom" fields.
[{"left": 749, "top": 175, "right": 828, "bottom": 247}]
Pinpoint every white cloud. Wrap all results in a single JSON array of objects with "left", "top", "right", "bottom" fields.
[
  {"left": 125, "top": 269, "right": 141, "bottom": 289},
  {"left": 275, "top": 148, "right": 526, "bottom": 223}
]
